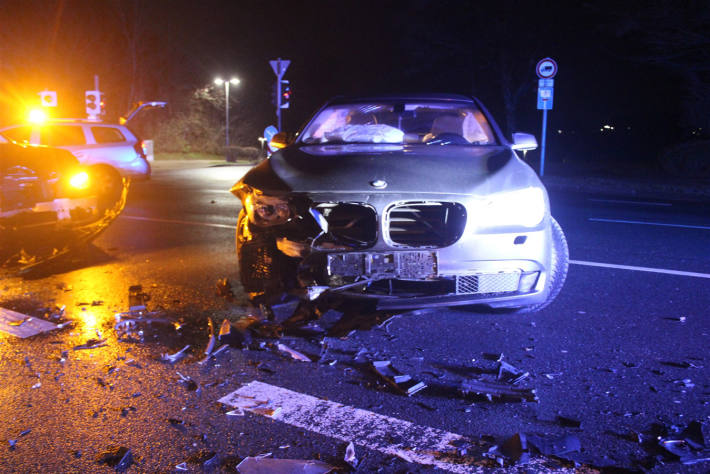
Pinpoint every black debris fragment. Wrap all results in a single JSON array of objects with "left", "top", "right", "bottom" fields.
[
  {"left": 177, "top": 372, "right": 199, "bottom": 391},
  {"left": 556, "top": 415, "right": 582, "bottom": 428},
  {"left": 96, "top": 446, "right": 134, "bottom": 470},
  {"left": 371, "top": 360, "right": 427, "bottom": 396},
  {"left": 128, "top": 285, "right": 150, "bottom": 312},
  {"left": 216, "top": 278, "right": 234, "bottom": 299},
  {"left": 218, "top": 318, "right": 253, "bottom": 348},
  {"left": 657, "top": 421, "right": 710, "bottom": 465},
  {"left": 459, "top": 379, "right": 537, "bottom": 402},
  {"left": 527, "top": 434, "right": 581, "bottom": 457},
  {"left": 73, "top": 338, "right": 107, "bottom": 350}
]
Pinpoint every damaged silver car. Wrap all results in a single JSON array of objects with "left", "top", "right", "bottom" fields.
[{"left": 231, "top": 94, "right": 568, "bottom": 312}]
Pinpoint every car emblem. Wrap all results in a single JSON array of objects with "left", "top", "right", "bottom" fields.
[{"left": 370, "top": 179, "right": 387, "bottom": 189}]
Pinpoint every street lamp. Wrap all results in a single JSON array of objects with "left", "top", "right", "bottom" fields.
[{"left": 214, "top": 77, "right": 240, "bottom": 148}]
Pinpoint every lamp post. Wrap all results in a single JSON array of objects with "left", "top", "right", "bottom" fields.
[{"left": 214, "top": 77, "right": 240, "bottom": 148}]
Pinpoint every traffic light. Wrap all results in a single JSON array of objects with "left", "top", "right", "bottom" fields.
[
  {"left": 280, "top": 80, "right": 291, "bottom": 109},
  {"left": 100, "top": 93, "right": 106, "bottom": 115},
  {"left": 39, "top": 91, "right": 57, "bottom": 107},
  {"left": 85, "top": 90, "right": 100, "bottom": 116}
]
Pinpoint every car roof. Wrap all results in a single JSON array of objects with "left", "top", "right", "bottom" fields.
[{"left": 326, "top": 93, "right": 476, "bottom": 105}]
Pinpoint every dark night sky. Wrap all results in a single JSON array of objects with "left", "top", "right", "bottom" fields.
[{"left": 0, "top": 0, "right": 694, "bottom": 161}]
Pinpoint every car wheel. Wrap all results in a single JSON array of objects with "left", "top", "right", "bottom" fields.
[
  {"left": 90, "top": 164, "right": 123, "bottom": 204},
  {"left": 503, "top": 216, "right": 569, "bottom": 314}
]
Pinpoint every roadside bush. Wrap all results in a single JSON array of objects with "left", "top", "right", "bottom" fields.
[
  {"left": 224, "top": 146, "right": 262, "bottom": 162},
  {"left": 659, "top": 140, "right": 710, "bottom": 178}
]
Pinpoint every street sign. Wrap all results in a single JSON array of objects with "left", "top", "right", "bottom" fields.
[
  {"left": 536, "top": 58, "right": 557, "bottom": 79},
  {"left": 39, "top": 90, "right": 57, "bottom": 107},
  {"left": 264, "top": 125, "right": 279, "bottom": 153},
  {"left": 270, "top": 59, "right": 290, "bottom": 77},
  {"left": 537, "top": 79, "right": 554, "bottom": 110}
]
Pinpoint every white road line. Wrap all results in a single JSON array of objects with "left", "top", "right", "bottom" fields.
[
  {"left": 219, "top": 380, "right": 552, "bottom": 473},
  {"left": 570, "top": 260, "right": 710, "bottom": 279},
  {"left": 120, "top": 215, "right": 235, "bottom": 230},
  {"left": 587, "top": 198, "right": 672, "bottom": 207},
  {"left": 589, "top": 217, "right": 710, "bottom": 230}
]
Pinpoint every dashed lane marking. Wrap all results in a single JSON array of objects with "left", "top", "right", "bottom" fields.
[
  {"left": 587, "top": 198, "right": 672, "bottom": 207},
  {"left": 219, "top": 380, "right": 557, "bottom": 473},
  {"left": 570, "top": 260, "right": 710, "bottom": 279},
  {"left": 120, "top": 215, "right": 235, "bottom": 230},
  {"left": 589, "top": 217, "right": 710, "bottom": 230}
]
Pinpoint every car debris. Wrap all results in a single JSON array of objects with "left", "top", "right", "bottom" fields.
[
  {"left": 657, "top": 421, "right": 710, "bottom": 465},
  {"left": 344, "top": 442, "right": 358, "bottom": 468},
  {"left": 128, "top": 284, "right": 150, "bottom": 312},
  {"left": 73, "top": 338, "right": 107, "bottom": 350},
  {"left": 556, "top": 415, "right": 582, "bottom": 428},
  {"left": 218, "top": 317, "right": 254, "bottom": 348},
  {"left": 236, "top": 456, "right": 334, "bottom": 473},
  {"left": 371, "top": 360, "right": 427, "bottom": 396},
  {"left": 205, "top": 318, "right": 216, "bottom": 355},
  {"left": 161, "top": 345, "right": 191, "bottom": 364},
  {"left": 0, "top": 307, "right": 60, "bottom": 338},
  {"left": 277, "top": 343, "right": 312, "bottom": 362},
  {"left": 527, "top": 433, "right": 581, "bottom": 457},
  {"left": 96, "top": 446, "right": 134, "bottom": 470},
  {"left": 216, "top": 277, "right": 235, "bottom": 299},
  {"left": 8, "top": 429, "right": 31, "bottom": 450},
  {"left": 496, "top": 360, "right": 530, "bottom": 384},
  {"left": 199, "top": 344, "right": 229, "bottom": 365},
  {"left": 459, "top": 379, "right": 538, "bottom": 402},
  {"left": 176, "top": 371, "right": 199, "bottom": 391}
]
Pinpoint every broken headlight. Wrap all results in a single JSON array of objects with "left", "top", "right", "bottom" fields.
[{"left": 244, "top": 191, "right": 292, "bottom": 226}]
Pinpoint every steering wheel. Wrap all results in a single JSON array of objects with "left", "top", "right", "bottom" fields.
[{"left": 425, "top": 133, "right": 469, "bottom": 145}]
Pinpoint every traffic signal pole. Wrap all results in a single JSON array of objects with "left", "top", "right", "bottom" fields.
[{"left": 269, "top": 58, "right": 290, "bottom": 132}]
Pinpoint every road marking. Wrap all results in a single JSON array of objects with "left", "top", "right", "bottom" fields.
[
  {"left": 589, "top": 217, "right": 710, "bottom": 230},
  {"left": 587, "top": 198, "right": 671, "bottom": 207},
  {"left": 120, "top": 215, "right": 235, "bottom": 230},
  {"left": 219, "top": 380, "right": 551, "bottom": 473},
  {"left": 571, "top": 260, "right": 710, "bottom": 279}
]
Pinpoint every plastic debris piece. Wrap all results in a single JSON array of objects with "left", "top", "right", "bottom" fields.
[
  {"left": 219, "top": 318, "right": 253, "bottom": 348},
  {"left": 199, "top": 344, "right": 229, "bottom": 365},
  {"left": 96, "top": 446, "right": 133, "bottom": 470},
  {"left": 216, "top": 278, "right": 234, "bottom": 299},
  {"left": 277, "top": 343, "right": 312, "bottom": 362},
  {"left": 459, "top": 379, "right": 537, "bottom": 402},
  {"left": 176, "top": 371, "right": 198, "bottom": 391},
  {"left": 205, "top": 318, "right": 216, "bottom": 356},
  {"left": 175, "top": 462, "right": 188, "bottom": 471},
  {"left": 527, "top": 434, "right": 580, "bottom": 456},
  {"left": 344, "top": 442, "right": 358, "bottom": 468},
  {"left": 371, "top": 360, "right": 427, "bottom": 396},
  {"left": 0, "top": 307, "right": 59, "bottom": 338},
  {"left": 128, "top": 285, "right": 149, "bottom": 312},
  {"left": 250, "top": 320, "right": 284, "bottom": 338},
  {"left": 236, "top": 456, "right": 334, "bottom": 473},
  {"left": 161, "top": 345, "right": 191, "bottom": 363},
  {"left": 497, "top": 361, "right": 529, "bottom": 384},
  {"left": 226, "top": 408, "right": 245, "bottom": 416},
  {"left": 73, "top": 338, "right": 107, "bottom": 350}
]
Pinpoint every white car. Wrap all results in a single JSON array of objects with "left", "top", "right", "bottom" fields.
[{"left": 0, "top": 102, "right": 166, "bottom": 192}]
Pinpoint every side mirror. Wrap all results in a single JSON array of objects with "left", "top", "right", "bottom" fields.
[
  {"left": 511, "top": 132, "right": 538, "bottom": 151},
  {"left": 269, "top": 131, "right": 292, "bottom": 151}
]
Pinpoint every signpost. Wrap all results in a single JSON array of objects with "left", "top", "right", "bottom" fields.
[
  {"left": 536, "top": 58, "right": 557, "bottom": 177},
  {"left": 269, "top": 58, "right": 290, "bottom": 131}
]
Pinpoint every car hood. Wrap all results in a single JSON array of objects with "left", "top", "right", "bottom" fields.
[{"left": 237, "top": 144, "right": 541, "bottom": 196}]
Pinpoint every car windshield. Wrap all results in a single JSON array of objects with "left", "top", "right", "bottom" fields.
[{"left": 300, "top": 101, "right": 497, "bottom": 145}]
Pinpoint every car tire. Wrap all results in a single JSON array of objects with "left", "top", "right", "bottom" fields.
[
  {"left": 502, "top": 216, "right": 569, "bottom": 314},
  {"left": 91, "top": 164, "right": 123, "bottom": 204}
]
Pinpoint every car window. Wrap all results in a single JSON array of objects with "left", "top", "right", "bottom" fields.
[
  {"left": 2, "top": 126, "right": 32, "bottom": 144},
  {"left": 92, "top": 126, "right": 126, "bottom": 144},
  {"left": 300, "top": 102, "right": 497, "bottom": 145},
  {"left": 39, "top": 125, "right": 86, "bottom": 147}
]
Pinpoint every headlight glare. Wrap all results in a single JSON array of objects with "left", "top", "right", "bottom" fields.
[
  {"left": 69, "top": 171, "right": 90, "bottom": 190},
  {"left": 478, "top": 187, "right": 546, "bottom": 228}
]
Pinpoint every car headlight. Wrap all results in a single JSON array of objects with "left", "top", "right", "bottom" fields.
[
  {"left": 243, "top": 191, "right": 292, "bottom": 226},
  {"left": 477, "top": 187, "right": 546, "bottom": 228},
  {"left": 69, "top": 171, "right": 90, "bottom": 190}
]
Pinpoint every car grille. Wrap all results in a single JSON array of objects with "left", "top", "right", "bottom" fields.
[
  {"left": 313, "top": 202, "right": 378, "bottom": 249},
  {"left": 386, "top": 202, "right": 466, "bottom": 248},
  {"left": 456, "top": 271, "right": 521, "bottom": 295}
]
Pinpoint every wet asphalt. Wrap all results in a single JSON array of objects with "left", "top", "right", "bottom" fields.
[{"left": 0, "top": 160, "right": 709, "bottom": 473}]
